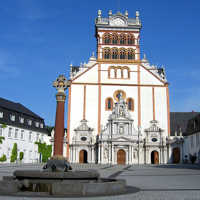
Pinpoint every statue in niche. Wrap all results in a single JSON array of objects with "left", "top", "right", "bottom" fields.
[
  {"left": 119, "top": 126, "right": 124, "bottom": 134},
  {"left": 133, "top": 152, "right": 137, "bottom": 159},
  {"left": 119, "top": 105, "right": 124, "bottom": 116},
  {"left": 104, "top": 147, "right": 109, "bottom": 160}
]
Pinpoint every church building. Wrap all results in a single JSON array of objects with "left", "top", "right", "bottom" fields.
[{"left": 66, "top": 10, "right": 171, "bottom": 165}]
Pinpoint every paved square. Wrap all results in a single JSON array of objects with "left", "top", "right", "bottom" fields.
[{"left": 0, "top": 164, "right": 200, "bottom": 200}]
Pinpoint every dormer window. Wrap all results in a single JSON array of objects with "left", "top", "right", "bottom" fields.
[
  {"left": 0, "top": 112, "right": 3, "bottom": 118},
  {"left": 35, "top": 122, "right": 39, "bottom": 127},
  {"left": 10, "top": 114, "right": 15, "bottom": 121},
  {"left": 28, "top": 120, "right": 32, "bottom": 126},
  {"left": 40, "top": 123, "right": 44, "bottom": 128},
  {"left": 19, "top": 117, "right": 24, "bottom": 124}
]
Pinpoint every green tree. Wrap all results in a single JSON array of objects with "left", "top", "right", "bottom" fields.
[
  {"left": 0, "top": 136, "right": 4, "bottom": 144},
  {"left": 0, "top": 154, "right": 6, "bottom": 162},
  {"left": 35, "top": 142, "right": 52, "bottom": 162},
  {"left": 46, "top": 126, "right": 54, "bottom": 136},
  {"left": 10, "top": 143, "right": 17, "bottom": 163},
  {"left": 19, "top": 152, "right": 24, "bottom": 161}
]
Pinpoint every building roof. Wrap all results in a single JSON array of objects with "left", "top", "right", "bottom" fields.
[
  {"left": 185, "top": 113, "right": 200, "bottom": 136},
  {"left": 170, "top": 112, "right": 200, "bottom": 136},
  {"left": 0, "top": 97, "right": 42, "bottom": 119},
  {"left": 0, "top": 97, "right": 48, "bottom": 134}
]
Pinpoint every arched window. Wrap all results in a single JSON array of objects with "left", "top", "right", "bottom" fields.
[
  {"left": 123, "top": 67, "right": 130, "bottom": 79},
  {"left": 127, "top": 34, "right": 134, "bottom": 45},
  {"left": 105, "top": 98, "right": 113, "bottom": 111},
  {"left": 119, "top": 48, "right": 126, "bottom": 59},
  {"left": 119, "top": 34, "right": 126, "bottom": 45},
  {"left": 103, "top": 48, "right": 111, "bottom": 59},
  {"left": 116, "top": 68, "right": 121, "bottom": 78},
  {"left": 127, "top": 98, "right": 134, "bottom": 111},
  {"left": 110, "top": 68, "right": 115, "bottom": 78},
  {"left": 112, "top": 48, "right": 118, "bottom": 59},
  {"left": 103, "top": 33, "right": 111, "bottom": 44},
  {"left": 112, "top": 34, "right": 118, "bottom": 44},
  {"left": 127, "top": 48, "right": 135, "bottom": 60}
]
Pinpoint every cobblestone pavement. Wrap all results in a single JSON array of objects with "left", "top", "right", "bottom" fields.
[{"left": 0, "top": 163, "right": 200, "bottom": 200}]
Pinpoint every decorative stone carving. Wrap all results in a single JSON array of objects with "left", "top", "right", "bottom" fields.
[
  {"left": 53, "top": 75, "right": 70, "bottom": 93},
  {"left": 110, "top": 18, "right": 126, "bottom": 26}
]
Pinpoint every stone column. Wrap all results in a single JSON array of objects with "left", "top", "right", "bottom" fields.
[{"left": 53, "top": 75, "right": 69, "bottom": 156}]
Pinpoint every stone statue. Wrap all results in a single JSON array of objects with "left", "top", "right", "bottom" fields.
[
  {"left": 43, "top": 156, "right": 72, "bottom": 172},
  {"left": 104, "top": 147, "right": 109, "bottom": 160}
]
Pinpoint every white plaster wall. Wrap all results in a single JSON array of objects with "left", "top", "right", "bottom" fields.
[
  {"left": 140, "top": 87, "right": 153, "bottom": 133},
  {"left": 183, "top": 133, "right": 200, "bottom": 163},
  {"left": 140, "top": 66, "right": 163, "bottom": 85},
  {"left": 70, "top": 84, "right": 84, "bottom": 143},
  {"left": 154, "top": 87, "right": 168, "bottom": 136},
  {"left": 73, "top": 64, "right": 98, "bottom": 83},
  {"left": 0, "top": 125, "right": 50, "bottom": 163},
  {"left": 85, "top": 85, "right": 99, "bottom": 135}
]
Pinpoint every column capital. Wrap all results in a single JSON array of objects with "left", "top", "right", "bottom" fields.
[{"left": 56, "top": 92, "right": 66, "bottom": 102}]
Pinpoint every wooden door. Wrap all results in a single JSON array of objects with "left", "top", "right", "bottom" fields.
[
  {"left": 151, "top": 151, "right": 159, "bottom": 164},
  {"left": 79, "top": 150, "right": 86, "bottom": 163},
  {"left": 173, "top": 148, "right": 180, "bottom": 163},
  {"left": 117, "top": 149, "right": 126, "bottom": 165},
  {"left": 154, "top": 151, "right": 159, "bottom": 164}
]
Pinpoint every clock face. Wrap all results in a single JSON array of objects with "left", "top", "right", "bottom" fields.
[{"left": 110, "top": 18, "right": 126, "bottom": 26}]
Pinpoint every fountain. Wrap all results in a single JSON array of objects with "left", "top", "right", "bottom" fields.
[{"left": 0, "top": 75, "right": 130, "bottom": 197}]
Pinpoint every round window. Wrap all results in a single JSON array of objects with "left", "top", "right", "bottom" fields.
[
  {"left": 81, "top": 137, "right": 87, "bottom": 141},
  {"left": 152, "top": 138, "right": 157, "bottom": 142}
]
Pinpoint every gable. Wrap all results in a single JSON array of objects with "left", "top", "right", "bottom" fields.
[
  {"left": 113, "top": 136, "right": 132, "bottom": 142},
  {"left": 140, "top": 65, "right": 165, "bottom": 85},
  {"left": 72, "top": 63, "right": 98, "bottom": 84}
]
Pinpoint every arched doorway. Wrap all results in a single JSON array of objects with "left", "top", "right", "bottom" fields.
[
  {"left": 79, "top": 150, "right": 88, "bottom": 163},
  {"left": 172, "top": 147, "right": 180, "bottom": 163},
  {"left": 151, "top": 151, "right": 159, "bottom": 164},
  {"left": 117, "top": 149, "right": 126, "bottom": 165}
]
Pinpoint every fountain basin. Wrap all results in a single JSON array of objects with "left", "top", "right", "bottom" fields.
[{"left": 0, "top": 170, "right": 127, "bottom": 197}]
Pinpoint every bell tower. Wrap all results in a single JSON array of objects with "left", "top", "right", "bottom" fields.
[{"left": 95, "top": 10, "right": 142, "bottom": 62}]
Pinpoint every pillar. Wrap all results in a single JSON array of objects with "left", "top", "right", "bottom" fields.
[{"left": 53, "top": 75, "right": 69, "bottom": 156}]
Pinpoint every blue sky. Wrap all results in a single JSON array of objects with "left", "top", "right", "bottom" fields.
[{"left": 0, "top": 0, "right": 200, "bottom": 126}]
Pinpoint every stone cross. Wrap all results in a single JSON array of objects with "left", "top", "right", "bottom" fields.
[{"left": 53, "top": 75, "right": 70, "bottom": 93}]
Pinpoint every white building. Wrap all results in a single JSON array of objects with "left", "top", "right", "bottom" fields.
[
  {"left": 0, "top": 97, "right": 51, "bottom": 163},
  {"left": 66, "top": 10, "right": 172, "bottom": 165}
]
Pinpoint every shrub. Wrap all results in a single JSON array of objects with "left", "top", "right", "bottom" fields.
[
  {"left": 19, "top": 152, "right": 24, "bottom": 161},
  {"left": 0, "top": 154, "right": 6, "bottom": 162},
  {"left": 189, "top": 153, "right": 197, "bottom": 164},
  {"left": 0, "top": 136, "right": 4, "bottom": 144},
  {"left": 10, "top": 143, "right": 17, "bottom": 162},
  {"left": 35, "top": 142, "right": 52, "bottom": 163}
]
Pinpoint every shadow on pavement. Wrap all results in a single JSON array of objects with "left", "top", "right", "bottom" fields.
[{"left": 153, "top": 164, "right": 200, "bottom": 170}]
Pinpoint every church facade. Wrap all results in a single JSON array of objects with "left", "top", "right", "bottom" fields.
[{"left": 66, "top": 10, "right": 171, "bottom": 164}]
